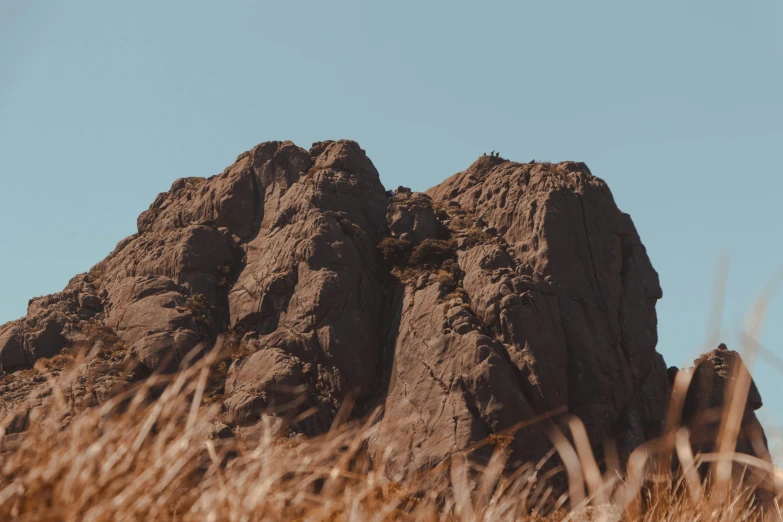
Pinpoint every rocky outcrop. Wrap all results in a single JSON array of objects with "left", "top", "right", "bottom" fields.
[
  {"left": 0, "top": 142, "right": 770, "bottom": 473},
  {"left": 677, "top": 343, "right": 770, "bottom": 461},
  {"left": 363, "top": 157, "right": 671, "bottom": 470},
  {"left": 227, "top": 140, "right": 390, "bottom": 412}
]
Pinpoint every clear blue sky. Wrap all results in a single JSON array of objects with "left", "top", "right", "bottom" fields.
[{"left": 1, "top": 1, "right": 781, "bottom": 462}]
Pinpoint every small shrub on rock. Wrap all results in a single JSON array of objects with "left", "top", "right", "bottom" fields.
[
  {"left": 409, "top": 239, "right": 456, "bottom": 268},
  {"left": 377, "top": 237, "right": 413, "bottom": 266}
]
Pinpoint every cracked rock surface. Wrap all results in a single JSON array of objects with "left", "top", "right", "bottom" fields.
[{"left": 0, "top": 142, "right": 769, "bottom": 471}]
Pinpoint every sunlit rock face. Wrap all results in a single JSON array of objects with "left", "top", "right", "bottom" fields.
[{"left": 0, "top": 141, "right": 769, "bottom": 472}]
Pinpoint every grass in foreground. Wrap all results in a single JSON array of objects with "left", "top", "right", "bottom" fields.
[{"left": 0, "top": 343, "right": 781, "bottom": 522}]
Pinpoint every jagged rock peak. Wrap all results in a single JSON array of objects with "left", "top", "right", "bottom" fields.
[{"left": 0, "top": 140, "right": 769, "bottom": 474}]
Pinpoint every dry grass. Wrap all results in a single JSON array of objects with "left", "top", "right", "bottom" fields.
[{"left": 0, "top": 341, "right": 780, "bottom": 522}]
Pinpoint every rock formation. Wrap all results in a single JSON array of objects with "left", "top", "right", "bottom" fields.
[
  {"left": 676, "top": 343, "right": 770, "bottom": 460},
  {"left": 0, "top": 141, "right": 770, "bottom": 472}
]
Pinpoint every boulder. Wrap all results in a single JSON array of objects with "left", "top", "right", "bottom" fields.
[
  {"left": 0, "top": 323, "right": 29, "bottom": 372},
  {"left": 679, "top": 343, "right": 770, "bottom": 461}
]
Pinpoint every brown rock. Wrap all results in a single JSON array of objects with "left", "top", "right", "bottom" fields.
[
  {"left": 227, "top": 140, "right": 389, "bottom": 407},
  {"left": 0, "top": 323, "right": 29, "bottom": 372},
  {"left": 223, "top": 347, "right": 334, "bottom": 434},
  {"left": 388, "top": 191, "right": 445, "bottom": 243},
  {"left": 426, "top": 158, "right": 670, "bottom": 455},
  {"left": 679, "top": 343, "right": 770, "bottom": 460},
  {"left": 0, "top": 143, "right": 770, "bottom": 475},
  {"left": 372, "top": 283, "right": 552, "bottom": 472}
]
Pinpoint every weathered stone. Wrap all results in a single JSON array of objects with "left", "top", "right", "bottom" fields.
[
  {"left": 0, "top": 141, "right": 769, "bottom": 475},
  {"left": 387, "top": 191, "right": 444, "bottom": 243},
  {"left": 427, "top": 157, "right": 670, "bottom": 456},
  {"left": 227, "top": 140, "right": 389, "bottom": 404},
  {"left": 78, "top": 294, "right": 102, "bottom": 312},
  {"left": 680, "top": 343, "right": 770, "bottom": 461},
  {"left": 0, "top": 323, "right": 29, "bottom": 372}
]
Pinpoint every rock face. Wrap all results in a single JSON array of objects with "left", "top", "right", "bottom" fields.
[{"left": 0, "top": 142, "right": 769, "bottom": 471}]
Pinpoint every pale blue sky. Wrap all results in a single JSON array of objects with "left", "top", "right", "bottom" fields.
[{"left": 1, "top": 1, "right": 782, "bottom": 460}]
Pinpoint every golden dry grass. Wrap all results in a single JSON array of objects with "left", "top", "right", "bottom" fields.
[{"left": 0, "top": 341, "right": 780, "bottom": 522}]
